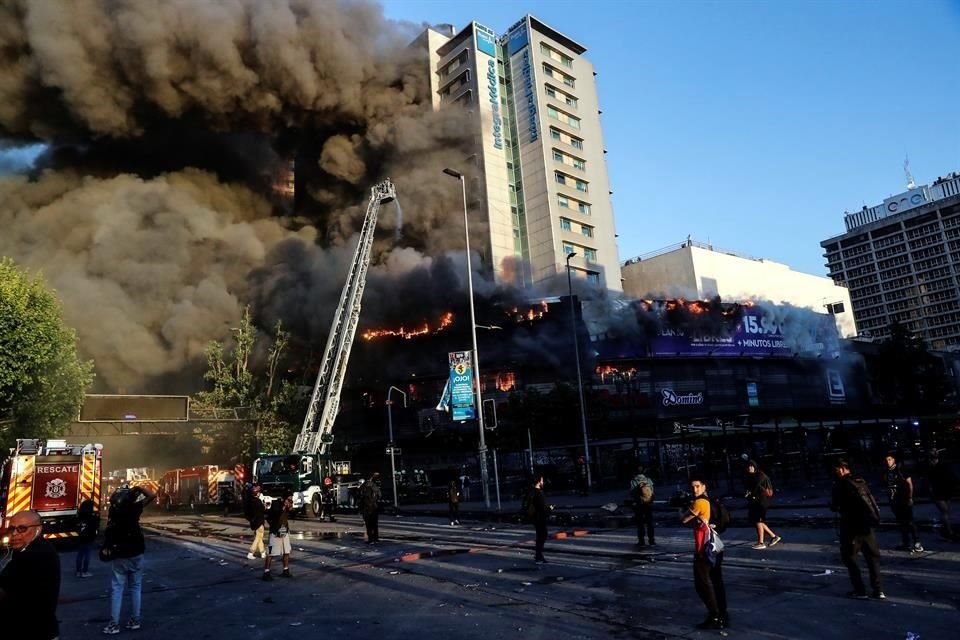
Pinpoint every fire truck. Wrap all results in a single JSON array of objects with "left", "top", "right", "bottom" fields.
[
  {"left": 253, "top": 180, "right": 397, "bottom": 517},
  {"left": 0, "top": 439, "right": 104, "bottom": 539},
  {"left": 158, "top": 465, "right": 243, "bottom": 510},
  {"left": 105, "top": 467, "right": 159, "bottom": 498}
]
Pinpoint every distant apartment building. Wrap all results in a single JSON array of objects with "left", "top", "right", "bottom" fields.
[
  {"left": 821, "top": 171, "right": 960, "bottom": 348},
  {"left": 622, "top": 239, "right": 856, "bottom": 337},
  {"left": 415, "top": 16, "right": 621, "bottom": 290}
]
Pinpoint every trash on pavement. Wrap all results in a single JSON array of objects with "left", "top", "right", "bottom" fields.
[
  {"left": 812, "top": 569, "right": 833, "bottom": 576},
  {"left": 905, "top": 634, "right": 920, "bottom": 640}
]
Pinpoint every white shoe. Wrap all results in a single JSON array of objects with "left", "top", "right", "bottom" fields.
[
  {"left": 247, "top": 552, "right": 256, "bottom": 560},
  {"left": 751, "top": 542, "right": 767, "bottom": 550}
]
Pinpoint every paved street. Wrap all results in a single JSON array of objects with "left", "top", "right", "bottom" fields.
[{"left": 56, "top": 508, "right": 959, "bottom": 639}]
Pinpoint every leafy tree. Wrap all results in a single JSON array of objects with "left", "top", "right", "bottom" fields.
[
  {"left": 193, "top": 307, "right": 304, "bottom": 463},
  {"left": 0, "top": 258, "right": 94, "bottom": 446}
]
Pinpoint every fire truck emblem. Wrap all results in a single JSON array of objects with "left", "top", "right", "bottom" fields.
[{"left": 45, "top": 478, "right": 68, "bottom": 499}]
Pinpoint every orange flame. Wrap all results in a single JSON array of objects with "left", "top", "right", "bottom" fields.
[
  {"left": 509, "top": 300, "right": 550, "bottom": 323},
  {"left": 362, "top": 312, "right": 455, "bottom": 341},
  {"left": 496, "top": 372, "right": 516, "bottom": 392}
]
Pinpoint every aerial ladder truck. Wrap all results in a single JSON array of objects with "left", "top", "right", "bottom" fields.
[{"left": 253, "top": 179, "right": 397, "bottom": 516}]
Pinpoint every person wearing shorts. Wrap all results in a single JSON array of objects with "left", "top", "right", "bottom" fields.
[
  {"left": 263, "top": 495, "right": 293, "bottom": 580},
  {"left": 745, "top": 460, "right": 781, "bottom": 549}
]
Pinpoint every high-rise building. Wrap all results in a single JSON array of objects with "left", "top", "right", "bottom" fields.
[
  {"left": 416, "top": 16, "right": 622, "bottom": 291},
  {"left": 821, "top": 171, "right": 960, "bottom": 348}
]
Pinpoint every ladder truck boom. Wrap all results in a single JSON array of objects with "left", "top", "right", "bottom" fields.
[{"left": 293, "top": 179, "right": 397, "bottom": 455}]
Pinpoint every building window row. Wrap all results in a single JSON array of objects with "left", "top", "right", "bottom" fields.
[
  {"left": 555, "top": 171, "right": 588, "bottom": 192},
  {"left": 886, "top": 298, "right": 915, "bottom": 312},
  {"left": 850, "top": 284, "right": 882, "bottom": 299},
  {"left": 547, "top": 105, "right": 580, "bottom": 130},
  {"left": 552, "top": 148, "right": 586, "bottom": 171},
  {"left": 542, "top": 63, "right": 575, "bottom": 88},
  {"left": 846, "top": 265, "right": 876, "bottom": 278},
  {"left": 845, "top": 254, "right": 874, "bottom": 267},
  {"left": 438, "top": 50, "right": 469, "bottom": 79},
  {"left": 557, "top": 194, "right": 591, "bottom": 215},
  {"left": 545, "top": 84, "right": 578, "bottom": 108},
  {"left": 563, "top": 242, "right": 597, "bottom": 262},
  {"left": 919, "top": 278, "right": 955, "bottom": 294},
  {"left": 559, "top": 217, "right": 594, "bottom": 238},
  {"left": 842, "top": 244, "right": 873, "bottom": 258},
  {"left": 877, "top": 255, "right": 909, "bottom": 270},
  {"left": 909, "top": 234, "right": 943, "bottom": 249},
  {"left": 439, "top": 69, "right": 471, "bottom": 98},
  {"left": 942, "top": 216, "right": 960, "bottom": 230},
  {"left": 926, "top": 301, "right": 960, "bottom": 315},
  {"left": 849, "top": 274, "right": 879, "bottom": 288},
  {"left": 874, "top": 245, "right": 905, "bottom": 259},
  {"left": 549, "top": 126, "right": 584, "bottom": 149},
  {"left": 928, "top": 312, "right": 960, "bottom": 328},
  {"left": 917, "top": 266, "right": 952, "bottom": 282},
  {"left": 540, "top": 42, "right": 574, "bottom": 68},
  {"left": 905, "top": 223, "right": 940, "bottom": 240},
  {"left": 912, "top": 246, "right": 945, "bottom": 261},
  {"left": 857, "top": 294, "right": 884, "bottom": 308},
  {"left": 885, "top": 287, "right": 916, "bottom": 301},
  {"left": 873, "top": 234, "right": 906, "bottom": 249},
  {"left": 915, "top": 255, "right": 949, "bottom": 272}
]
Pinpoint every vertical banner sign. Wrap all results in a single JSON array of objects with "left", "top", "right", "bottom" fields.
[
  {"left": 32, "top": 457, "right": 81, "bottom": 512},
  {"left": 448, "top": 351, "right": 476, "bottom": 421}
]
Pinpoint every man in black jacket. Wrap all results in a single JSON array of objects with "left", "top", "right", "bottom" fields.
[
  {"left": 102, "top": 483, "right": 156, "bottom": 634},
  {"left": 831, "top": 459, "right": 884, "bottom": 600},
  {"left": 245, "top": 483, "right": 266, "bottom": 560},
  {"left": 263, "top": 494, "right": 294, "bottom": 581},
  {"left": 0, "top": 510, "right": 60, "bottom": 640},
  {"left": 358, "top": 473, "right": 382, "bottom": 544},
  {"left": 525, "top": 475, "right": 550, "bottom": 564}
]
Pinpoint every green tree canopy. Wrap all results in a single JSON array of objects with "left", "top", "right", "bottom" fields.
[{"left": 0, "top": 258, "right": 94, "bottom": 445}]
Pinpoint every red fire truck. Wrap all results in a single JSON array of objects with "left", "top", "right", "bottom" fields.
[
  {"left": 0, "top": 439, "right": 104, "bottom": 539},
  {"left": 158, "top": 465, "right": 243, "bottom": 510}
]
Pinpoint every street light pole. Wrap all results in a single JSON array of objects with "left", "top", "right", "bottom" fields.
[
  {"left": 443, "top": 167, "right": 491, "bottom": 509},
  {"left": 386, "top": 385, "right": 407, "bottom": 509},
  {"left": 566, "top": 252, "right": 592, "bottom": 492}
]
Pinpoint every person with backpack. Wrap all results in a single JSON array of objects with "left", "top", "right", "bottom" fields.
[
  {"left": 831, "top": 459, "right": 885, "bottom": 600},
  {"left": 523, "top": 474, "right": 550, "bottom": 564},
  {"left": 629, "top": 465, "right": 655, "bottom": 546},
  {"left": 101, "top": 483, "right": 156, "bottom": 634},
  {"left": 681, "top": 477, "right": 728, "bottom": 630},
  {"left": 448, "top": 480, "right": 461, "bottom": 526},
  {"left": 745, "top": 460, "right": 781, "bottom": 549},
  {"left": 262, "top": 494, "right": 294, "bottom": 581},
  {"left": 883, "top": 453, "right": 923, "bottom": 553}
]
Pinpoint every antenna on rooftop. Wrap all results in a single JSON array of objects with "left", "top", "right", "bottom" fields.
[{"left": 904, "top": 155, "right": 916, "bottom": 189}]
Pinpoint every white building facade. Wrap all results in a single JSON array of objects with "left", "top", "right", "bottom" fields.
[
  {"left": 622, "top": 240, "right": 857, "bottom": 337},
  {"left": 418, "top": 16, "right": 621, "bottom": 291}
]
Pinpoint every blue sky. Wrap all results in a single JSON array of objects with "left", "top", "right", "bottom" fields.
[{"left": 382, "top": 0, "right": 960, "bottom": 277}]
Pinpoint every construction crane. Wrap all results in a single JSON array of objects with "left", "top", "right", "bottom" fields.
[
  {"left": 252, "top": 179, "right": 396, "bottom": 518},
  {"left": 295, "top": 178, "right": 397, "bottom": 455}
]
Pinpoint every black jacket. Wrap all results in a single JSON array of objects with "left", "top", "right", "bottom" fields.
[
  {"left": 246, "top": 493, "right": 265, "bottom": 530},
  {"left": 831, "top": 475, "right": 879, "bottom": 535},
  {"left": 266, "top": 502, "right": 290, "bottom": 536},
  {"left": 529, "top": 486, "right": 548, "bottom": 523},
  {"left": 0, "top": 537, "right": 61, "bottom": 640}
]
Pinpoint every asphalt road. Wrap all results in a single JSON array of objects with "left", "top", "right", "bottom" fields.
[{"left": 55, "top": 510, "right": 959, "bottom": 639}]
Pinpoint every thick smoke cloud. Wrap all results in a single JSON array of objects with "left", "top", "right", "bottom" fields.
[{"left": 0, "top": 0, "right": 485, "bottom": 391}]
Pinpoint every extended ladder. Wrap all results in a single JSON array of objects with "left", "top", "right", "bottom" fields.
[{"left": 294, "top": 180, "right": 397, "bottom": 455}]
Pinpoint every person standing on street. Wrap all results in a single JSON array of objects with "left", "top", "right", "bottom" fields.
[
  {"left": 883, "top": 453, "right": 923, "bottom": 552},
  {"left": 629, "top": 465, "right": 656, "bottom": 546},
  {"left": 681, "top": 478, "right": 728, "bottom": 630},
  {"left": 76, "top": 498, "right": 98, "bottom": 578},
  {"left": 831, "top": 459, "right": 885, "bottom": 599},
  {"left": 524, "top": 474, "right": 550, "bottom": 564},
  {"left": 359, "top": 473, "right": 382, "bottom": 544},
  {"left": 101, "top": 483, "right": 156, "bottom": 634},
  {"left": 448, "top": 480, "right": 461, "bottom": 526},
  {"left": 745, "top": 460, "right": 781, "bottom": 549},
  {"left": 245, "top": 483, "right": 266, "bottom": 560},
  {"left": 0, "top": 511, "right": 61, "bottom": 640},
  {"left": 262, "top": 494, "right": 293, "bottom": 580},
  {"left": 926, "top": 451, "right": 956, "bottom": 540}
]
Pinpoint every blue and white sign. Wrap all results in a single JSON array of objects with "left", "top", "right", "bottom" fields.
[
  {"left": 475, "top": 23, "right": 496, "bottom": 57},
  {"left": 521, "top": 50, "right": 538, "bottom": 142},
  {"left": 449, "top": 351, "right": 476, "bottom": 421},
  {"left": 507, "top": 21, "right": 529, "bottom": 56},
  {"left": 487, "top": 59, "right": 503, "bottom": 150}
]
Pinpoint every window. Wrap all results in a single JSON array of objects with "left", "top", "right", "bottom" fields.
[
  {"left": 560, "top": 218, "right": 572, "bottom": 231},
  {"left": 547, "top": 106, "right": 580, "bottom": 129},
  {"left": 548, "top": 106, "right": 559, "bottom": 119},
  {"left": 545, "top": 84, "right": 578, "bottom": 108},
  {"left": 555, "top": 172, "right": 567, "bottom": 186},
  {"left": 581, "top": 225, "right": 593, "bottom": 238},
  {"left": 553, "top": 150, "right": 563, "bottom": 162},
  {"left": 575, "top": 179, "right": 588, "bottom": 192},
  {"left": 558, "top": 195, "right": 570, "bottom": 209},
  {"left": 571, "top": 137, "right": 583, "bottom": 150},
  {"left": 563, "top": 243, "right": 576, "bottom": 255},
  {"left": 546, "top": 86, "right": 557, "bottom": 99},
  {"left": 584, "top": 247, "right": 597, "bottom": 261},
  {"left": 578, "top": 202, "right": 591, "bottom": 215},
  {"left": 573, "top": 158, "right": 586, "bottom": 171},
  {"left": 541, "top": 43, "right": 573, "bottom": 68},
  {"left": 543, "top": 63, "right": 575, "bottom": 89},
  {"left": 586, "top": 272, "right": 601, "bottom": 284},
  {"left": 550, "top": 129, "right": 561, "bottom": 141}
]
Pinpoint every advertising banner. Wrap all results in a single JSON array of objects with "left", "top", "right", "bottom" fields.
[
  {"left": 649, "top": 307, "right": 838, "bottom": 358},
  {"left": 32, "top": 456, "right": 81, "bottom": 512},
  {"left": 475, "top": 22, "right": 496, "bottom": 57},
  {"left": 448, "top": 351, "right": 476, "bottom": 421}
]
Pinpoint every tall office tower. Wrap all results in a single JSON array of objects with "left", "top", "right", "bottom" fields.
[
  {"left": 821, "top": 171, "right": 960, "bottom": 348},
  {"left": 416, "top": 16, "right": 622, "bottom": 291}
]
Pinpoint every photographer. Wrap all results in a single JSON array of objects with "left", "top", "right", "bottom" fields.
[{"left": 101, "top": 483, "right": 156, "bottom": 635}]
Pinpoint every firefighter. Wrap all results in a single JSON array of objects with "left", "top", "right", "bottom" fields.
[{"left": 321, "top": 477, "right": 336, "bottom": 522}]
